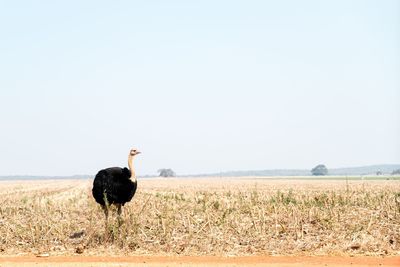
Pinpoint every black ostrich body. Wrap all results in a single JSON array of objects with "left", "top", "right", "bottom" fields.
[
  {"left": 92, "top": 167, "right": 137, "bottom": 206},
  {"left": 92, "top": 148, "right": 140, "bottom": 222}
]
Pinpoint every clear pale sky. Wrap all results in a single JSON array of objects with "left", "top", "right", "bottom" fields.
[{"left": 0, "top": 1, "right": 399, "bottom": 176}]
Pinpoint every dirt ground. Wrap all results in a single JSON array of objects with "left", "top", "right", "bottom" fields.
[{"left": 0, "top": 255, "right": 399, "bottom": 267}]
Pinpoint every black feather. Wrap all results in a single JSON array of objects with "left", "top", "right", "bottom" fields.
[{"left": 92, "top": 167, "right": 137, "bottom": 206}]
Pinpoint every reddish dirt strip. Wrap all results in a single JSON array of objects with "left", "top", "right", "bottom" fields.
[{"left": 0, "top": 255, "right": 399, "bottom": 266}]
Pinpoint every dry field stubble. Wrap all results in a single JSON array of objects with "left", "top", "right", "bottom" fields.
[{"left": 0, "top": 178, "right": 399, "bottom": 257}]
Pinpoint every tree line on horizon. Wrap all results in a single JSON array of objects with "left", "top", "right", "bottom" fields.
[{"left": 157, "top": 165, "right": 400, "bottom": 177}]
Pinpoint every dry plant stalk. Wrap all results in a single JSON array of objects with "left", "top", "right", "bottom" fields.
[{"left": 0, "top": 178, "right": 399, "bottom": 256}]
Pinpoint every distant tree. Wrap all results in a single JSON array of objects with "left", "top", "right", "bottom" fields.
[
  {"left": 376, "top": 170, "right": 383, "bottom": 175},
  {"left": 311, "top": 164, "right": 328, "bottom": 176},
  {"left": 392, "top": 169, "right": 400, "bottom": 175},
  {"left": 158, "top": 168, "right": 176, "bottom": 177}
]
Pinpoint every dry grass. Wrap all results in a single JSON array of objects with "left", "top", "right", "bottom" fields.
[{"left": 0, "top": 178, "right": 399, "bottom": 256}]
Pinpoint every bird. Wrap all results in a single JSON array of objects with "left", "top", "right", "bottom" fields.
[{"left": 92, "top": 148, "right": 141, "bottom": 225}]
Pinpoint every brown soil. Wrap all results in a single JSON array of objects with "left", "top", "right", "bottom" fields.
[{"left": 0, "top": 255, "right": 399, "bottom": 267}]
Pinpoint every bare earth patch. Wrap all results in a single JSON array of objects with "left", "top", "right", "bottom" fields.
[{"left": 0, "top": 255, "right": 399, "bottom": 267}]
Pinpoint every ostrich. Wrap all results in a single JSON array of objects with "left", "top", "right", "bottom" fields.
[{"left": 92, "top": 148, "right": 141, "bottom": 225}]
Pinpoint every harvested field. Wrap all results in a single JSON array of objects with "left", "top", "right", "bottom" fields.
[{"left": 0, "top": 178, "right": 399, "bottom": 257}]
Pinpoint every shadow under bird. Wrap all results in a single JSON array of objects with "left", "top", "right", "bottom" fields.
[{"left": 92, "top": 148, "right": 141, "bottom": 222}]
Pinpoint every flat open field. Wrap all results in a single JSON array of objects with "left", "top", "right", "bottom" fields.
[{"left": 0, "top": 178, "right": 399, "bottom": 266}]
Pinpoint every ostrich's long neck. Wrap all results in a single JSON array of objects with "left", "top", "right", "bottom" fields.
[{"left": 128, "top": 155, "right": 137, "bottom": 184}]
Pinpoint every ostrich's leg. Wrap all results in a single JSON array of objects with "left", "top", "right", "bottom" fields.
[
  {"left": 116, "top": 203, "right": 123, "bottom": 226},
  {"left": 102, "top": 204, "right": 109, "bottom": 220},
  {"left": 116, "top": 204, "right": 122, "bottom": 215},
  {"left": 102, "top": 205, "right": 109, "bottom": 239},
  {"left": 102, "top": 191, "right": 110, "bottom": 239}
]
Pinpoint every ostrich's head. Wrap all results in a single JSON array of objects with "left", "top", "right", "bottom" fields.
[{"left": 130, "top": 148, "right": 141, "bottom": 156}]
